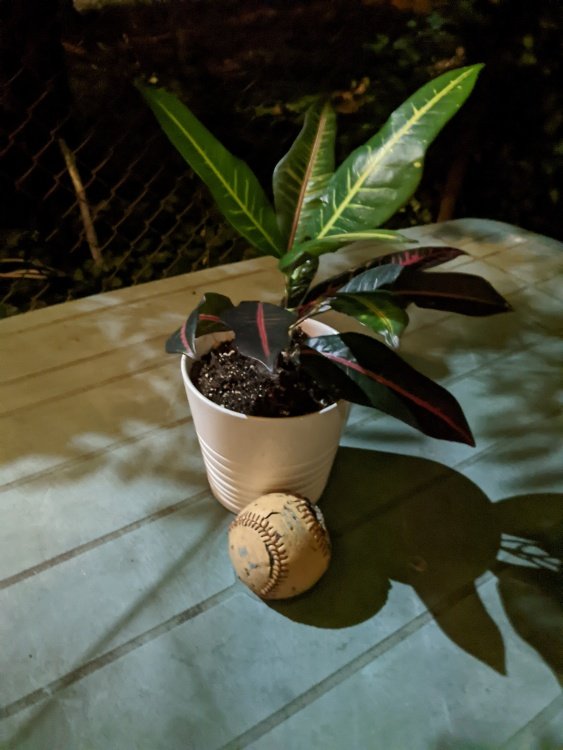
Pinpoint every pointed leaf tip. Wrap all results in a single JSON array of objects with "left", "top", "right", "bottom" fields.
[
  {"left": 304, "top": 332, "right": 475, "bottom": 446},
  {"left": 219, "top": 301, "right": 297, "bottom": 371},
  {"left": 311, "top": 65, "right": 484, "bottom": 240},
  {"left": 166, "top": 293, "right": 233, "bottom": 357},
  {"left": 165, "top": 326, "right": 193, "bottom": 356},
  {"left": 274, "top": 98, "right": 337, "bottom": 251},
  {"left": 139, "top": 84, "right": 283, "bottom": 257},
  {"left": 391, "top": 270, "right": 512, "bottom": 316}
]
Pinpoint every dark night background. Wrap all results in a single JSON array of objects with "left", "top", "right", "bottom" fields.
[{"left": 1, "top": 0, "right": 561, "bottom": 316}]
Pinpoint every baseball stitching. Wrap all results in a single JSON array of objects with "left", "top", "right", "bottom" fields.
[
  {"left": 229, "top": 511, "right": 290, "bottom": 597},
  {"left": 291, "top": 499, "right": 331, "bottom": 559},
  {"left": 230, "top": 498, "right": 330, "bottom": 597}
]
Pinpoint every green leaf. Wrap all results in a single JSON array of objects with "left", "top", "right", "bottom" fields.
[
  {"left": 329, "top": 292, "right": 409, "bottom": 348},
  {"left": 309, "top": 64, "right": 484, "bottom": 239},
  {"left": 302, "top": 332, "right": 475, "bottom": 445},
  {"left": 337, "top": 263, "right": 404, "bottom": 293},
  {"left": 391, "top": 270, "right": 513, "bottom": 316},
  {"left": 285, "top": 255, "right": 320, "bottom": 309},
  {"left": 137, "top": 84, "right": 284, "bottom": 257},
  {"left": 279, "top": 229, "right": 408, "bottom": 270},
  {"left": 273, "top": 99, "right": 336, "bottom": 250}
]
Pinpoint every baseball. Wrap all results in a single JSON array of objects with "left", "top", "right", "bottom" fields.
[{"left": 228, "top": 492, "right": 331, "bottom": 600}]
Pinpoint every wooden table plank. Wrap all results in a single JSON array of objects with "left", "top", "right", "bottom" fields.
[
  {"left": 0, "top": 587, "right": 425, "bottom": 749},
  {"left": 0, "top": 495, "right": 233, "bottom": 706},
  {"left": 0, "top": 362, "right": 187, "bottom": 485},
  {"left": 0, "top": 219, "right": 561, "bottom": 750},
  {"left": 0, "top": 263, "right": 283, "bottom": 384},
  {"left": 244, "top": 580, "right": 560, "bottom": 750},
  {"left": 0, "top": 423, "right": 208, "bottom": 581}
]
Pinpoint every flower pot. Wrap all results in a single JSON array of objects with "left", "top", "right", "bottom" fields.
[{"left": 180, "top": 319, "right": 349, "bottom": 513}]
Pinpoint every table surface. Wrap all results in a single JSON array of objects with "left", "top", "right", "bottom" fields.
[{"left": 1, "top": 219, "right": 562, "bottom": 750}]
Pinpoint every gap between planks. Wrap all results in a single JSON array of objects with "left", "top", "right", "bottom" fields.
[
  {"left": 0, "top": 572, "right": 496, "bottom": 725},
  {"left": 0, "top": 415, "right": 192, "bottom": 495},
  {"left": 0, "top": 488, "right": 213, "bottom": 593}
]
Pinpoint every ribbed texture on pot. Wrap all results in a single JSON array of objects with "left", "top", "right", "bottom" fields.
[{"left": 198, "top": 436, "right": 340, "bottom": 513}]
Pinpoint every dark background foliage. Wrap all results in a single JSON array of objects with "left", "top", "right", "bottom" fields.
[{"left": 1, "top": 0, "right": 561, "bottom": 316}]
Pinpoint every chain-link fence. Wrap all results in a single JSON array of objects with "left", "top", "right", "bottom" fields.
[
  {"left": 2, "top": 0, "right": 561, "bottom": 317},
  {"left": 2, "top": 0, "right": 474, "bottom": 318},
  {"left": 1, "top": 0, "right": 256, "bottom": 316}
]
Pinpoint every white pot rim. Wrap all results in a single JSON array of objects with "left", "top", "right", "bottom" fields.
[{"left": 180, "top": 315, "right": 343, "bottom": 423}]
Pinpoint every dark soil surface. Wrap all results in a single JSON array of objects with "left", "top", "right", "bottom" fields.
[{"left": 190, "top": 339, "right": 335, "bottom": 417}]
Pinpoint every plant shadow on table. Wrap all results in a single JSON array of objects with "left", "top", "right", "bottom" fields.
[{"left": 270, "top": 448, "right": 563, "bottom": 681}]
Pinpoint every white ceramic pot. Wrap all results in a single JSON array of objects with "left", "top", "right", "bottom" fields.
[{"left": 181, "top": 319, "right": 349, "bottom": 513}]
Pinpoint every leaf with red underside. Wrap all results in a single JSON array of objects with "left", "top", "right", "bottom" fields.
[
  {"left": 390, "top": 270, "right": 512, "bottom": 316},
  {"left": 165, "top": 292, "right": 233, "bottom": 356},
  {"left": 302, "top": 245, "right": 467, "bottom": 307},
  {"left": 302, "top": 332, "right": 475, "bottom": 445},
  {"left": 219, "top": 302, "right": 297, "bottom": 371},
  {"left": 380, "top": 245, "right": 468, "bottom": 271}
]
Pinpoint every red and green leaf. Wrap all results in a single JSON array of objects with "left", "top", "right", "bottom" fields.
[
  {"left": 165, "top": 326, "right": 195, "bottom": 356},
  {"left": 390, "top": 270, "right": 512, "bottom": 316},
  {"left": 165, "top": 292, "right": 233, "bottom": 355},
  {"left": 379, "top": 245, "right": 468, "bottom": 271},
  {"left": 273, "top": 99, "right": 336, "bottom": 250},
  {"left": 302, "top": 332, "right": 475, "bottom": 445},
  {"left": 302, "top": 245, "right": 466, "bottom": 307},
  {"left": 219, "top": 301, "right": 297, "bottom": 371}
]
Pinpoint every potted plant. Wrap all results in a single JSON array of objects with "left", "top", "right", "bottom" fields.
[{"left": 138, "top": 64, "right": 511, "bottom": 512}]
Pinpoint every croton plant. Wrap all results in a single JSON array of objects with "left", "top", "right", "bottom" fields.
[{"left": 139, "top": 64, "right": 511, "bottom": 446}]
